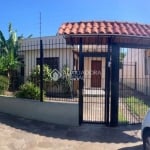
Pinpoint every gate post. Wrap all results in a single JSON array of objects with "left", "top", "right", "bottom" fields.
[
  {"left": 40, "top": 39, "right": 44, "bottom": 102},
  {"left": 105, "top": 39, "right": 111, "bottom": 126},
  {"left": 110, "top": 43, "right": 120, "bottom": 127},
  {"left": 79, "top": 37, "right": 84, "bottom": 125}
]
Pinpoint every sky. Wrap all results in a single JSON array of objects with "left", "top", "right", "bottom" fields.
[{"left": 0, "top": 0, "right": 150, "bottom": 38}]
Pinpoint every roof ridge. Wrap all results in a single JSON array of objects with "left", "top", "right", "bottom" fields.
[
  {"left": 58, "top": 20, "right": 150, "bottom": 37},
  {"left": 60, "top": 20, "right": 150, "bottom": 26}
]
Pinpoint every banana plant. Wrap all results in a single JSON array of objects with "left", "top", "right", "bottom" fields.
[
  {"left": 0, "top": 23, "right": 30, "bottom": 91},
  {"left": 0, "top": 23, "right": 21, "bottom": 79}
]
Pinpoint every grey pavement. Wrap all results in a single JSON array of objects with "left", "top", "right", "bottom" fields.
[{"left": 0, "top": 112, "right": 142, "bottom": 150}]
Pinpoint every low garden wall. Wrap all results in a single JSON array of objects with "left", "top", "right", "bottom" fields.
[{"left": 0, "top": 96, "right": 79, "bottom": 126}]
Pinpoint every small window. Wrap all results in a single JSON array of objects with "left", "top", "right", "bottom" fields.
[
  {"left": 146, "top": 56, "right": 150, "bottom": 75},
  {"left": 36, "top": 57, "right": 59, "bottom": 70}
]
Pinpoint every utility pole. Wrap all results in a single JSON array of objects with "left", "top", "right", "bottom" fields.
[{"left": 40, "top": 12, "right": 44, "bottom": 102}]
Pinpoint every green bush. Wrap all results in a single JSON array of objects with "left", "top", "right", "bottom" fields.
[
  {"left": 60, "top": 65, "right": 72, "bottom": 94},
  {"left": 29, "top": 65, "right": 52, "bottom": 86},
  {"left": 0, "top": 75, "right": 9, "bottom": 94},
  {"left": 15, "top": 82, "right": 45, "bottom": 100}
]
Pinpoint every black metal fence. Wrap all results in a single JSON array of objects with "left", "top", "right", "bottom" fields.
[
  {"left": 119, "top": 47, "right": 150, "bottom": 124},
  {"left": 18, "top": 36, "right": 79, "bottom": 102},
  {"left": 0, "top": 35, "right": 149, "bottom": 125}
]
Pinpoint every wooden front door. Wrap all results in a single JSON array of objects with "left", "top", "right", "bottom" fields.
[{"left": 91, "top": 60, "right": 102, "bottom": 87}]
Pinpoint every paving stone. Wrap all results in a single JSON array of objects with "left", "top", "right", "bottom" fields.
[{"left": 0, "top": 113, "right": 142, "bottom": 150}]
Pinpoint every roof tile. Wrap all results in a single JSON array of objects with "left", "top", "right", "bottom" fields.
[
  {"left": 114, "top": 28, "right": 121, "bottom": 34},
  {"left": 70, "top": 28, "right": 77, "bottom": 34},
  {"left": 72, "top": 23, "right": 79, "bottom": 28},
  {"left": 134, "top": 29, "right": 141, "bottom": 35},
  {"left": 93, "top": 22, "right": 99, "bottom": 27},
  {"left": 64, "top": 28, "right": 70, "bottom": 34},
  {"left": 92, "top": 27, "right": 99, "bottom": 34},
  {"left": 86, "top": 22, "right": 92, "bottom": 28},
  {"left": 78, "top": 27, "right": 84, "bottom": 34},
  {"left": 107, "top": 27, "right": 113, "bottom": 34},
  {"left": 99, "top": 22, "right": 105, "bottom": 27},
  {"left": 99, "top": 27, "right": 106, "bottom": 34},
  {"left": 121, "top": 27, "right": 128, "bottom": 35},
  {"left": 66, "top": 23, "right": 72, "bottom": 29},
  {"left": 58, "top": 21, "right": 150, "bottom": 37},
  {"left": 85, "top": 27, "right": 91, "bottom": 34},
  {"left": 147, "top": 29, "right": 150, "bottom": 35}
]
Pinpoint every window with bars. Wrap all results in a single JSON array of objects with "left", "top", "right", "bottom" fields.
[
  {"left": 145, "top": 50, "right": 150, "bottom": 75},
  {"left": 36, "top": 57, "right": 59, "bottom": 70}
]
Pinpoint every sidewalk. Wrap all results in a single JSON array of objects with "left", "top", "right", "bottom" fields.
[{"left": 0, "top": 112, "right": 142, "bottom": 150}]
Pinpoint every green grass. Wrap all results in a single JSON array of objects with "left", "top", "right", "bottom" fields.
[
  {"left": 118, "top": 110, "right": 128, "bottom": 124},
  {"left": 126, "top": 96, "right": 149, "bottom": 119}
]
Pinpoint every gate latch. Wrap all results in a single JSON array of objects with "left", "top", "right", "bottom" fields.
[{"left": 108, "top": 61, "right": 111, "bottom": 68}]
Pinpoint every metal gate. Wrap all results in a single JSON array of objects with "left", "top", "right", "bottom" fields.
[
  {"left": 78, "top": 41, "right": 111, "bottom": 125},
  {"left": 82, "top": 56, "right": 110, "bottom": 124},
  {"left": 118, "top": 47, "right": 150, "bottom": 125},
  {"left": 4, "top": 32, "right": 149, "bottom": 127}
]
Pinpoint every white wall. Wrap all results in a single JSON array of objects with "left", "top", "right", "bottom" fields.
[
  {"left": 122, "top": 48, "right": 150, "bottom": 95},
  {"left": 20, "top": 36, "right": 107, "bottom": 89},
  {"left": 20, "top": 35, "right": 68, "bottom": 50},
  {"left": 0, "top": 96, "right": 79, "bottom": 126},
  {"left": 23, "top": 48, "right": 73, "bottom": 78},
  {"left": 19, "top": 36, "right": 74, "bottom": 79}
]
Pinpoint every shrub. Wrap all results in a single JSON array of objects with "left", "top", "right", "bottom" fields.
[
  {"left": 29, "top": 65, "right": 52, "bottom": 86},
  {"left": 15, "top": 82, "right": 45, "bottom": 100},
  {"left": 59, "top": 65, "right": 72, "bottom": 94},
  {"left": 0, "top": 75, "right": 9, "bottom": 94}
]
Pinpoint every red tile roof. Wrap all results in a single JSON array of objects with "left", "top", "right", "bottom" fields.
[{"left": 58, "top": 21, "right": 150, "bottom": 37}]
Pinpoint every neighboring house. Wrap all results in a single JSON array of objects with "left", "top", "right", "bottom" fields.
[
  {"left": 19, "top": 36, "right": 107, "bottom": 96},
  {"left": 19, "top": 36, "right": 73, "bottom": 79},
  {"left": 121, "top": 48, "right": 150, "bottom": 96},
  {"left": 19, "top": 36, "right": 75, "bottom": 95}
]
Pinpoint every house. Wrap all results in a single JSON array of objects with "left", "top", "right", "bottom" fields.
[
  {"left": 19, "top": 21, "right": 150, "bottom": 97},
  {"left": 18, "top": 20, "right": 150, "bottom": 125},
  {"left": 19, "top": 35, "right": 107, "bottom": 96},
  {"left": 121, "top": 48, "right": 150, "bottom": 96},
  {"left": 57, "top": 21, "right": 150, "bottom": 98},
  {"left": 19, "top": 36, "right": 77, "bottom": 95},
  {"left": 19, "top": 36, "right": 73, "bottom": 78}
]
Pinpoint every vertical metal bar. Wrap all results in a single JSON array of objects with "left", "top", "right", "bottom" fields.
[
  {"left": 145, "top": 50, "right": 148, "bottom": 95},
  {"left": 135, "top": 62, "right": 137, "bottom": 90},
  {"left": 40, "top": 39, "right": 43, "bottom": 102},
  {"left": 79, "top": 37, "right": 83, "bottom": 125},
  {"left": 105, "top": 38, "right": 111, "bottom": 126},
  {"left": 110, "top": 43, "right": 120, "bottom": 127},
  {"left": 122, "top": 62, "right": 124, "bottom": 87}
]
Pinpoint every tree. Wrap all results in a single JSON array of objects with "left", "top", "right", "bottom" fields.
[
  {"left": 120, "top": 52, "right": 126, "bottom": 62},
  {"left": 119, "top": 51, "right": 126, "bottom": 69},
  {"left": 0, "top": 23, "right": 26, "bottom": 90},
  {"left": 0, "top": 23, "right": 22, "bottom": 77}
]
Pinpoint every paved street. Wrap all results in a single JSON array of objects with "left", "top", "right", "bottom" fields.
[{"left": 0, "top": 112, "right": 142, "bottom": 150}]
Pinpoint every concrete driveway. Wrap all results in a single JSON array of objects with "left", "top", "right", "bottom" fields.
[{"left": 0, "top": 112, "right": 142, "bottom": 150}]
